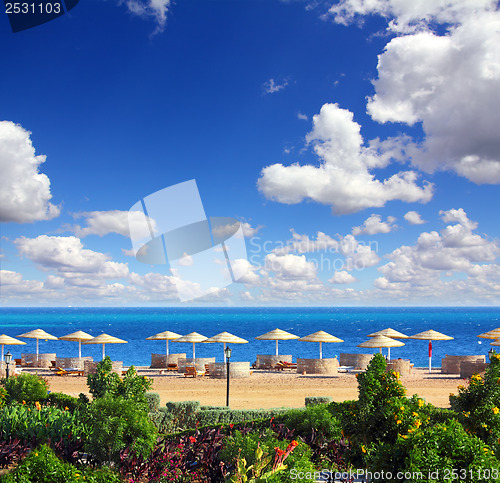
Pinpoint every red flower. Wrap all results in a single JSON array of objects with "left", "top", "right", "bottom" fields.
[
  {"left": 189, "top": 436, "right": 196, "bottom": 443},
  {"left": 229, "top": 423, "right": 234, "bottom": 428}
]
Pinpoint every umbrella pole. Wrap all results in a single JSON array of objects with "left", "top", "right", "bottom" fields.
[
  {"left": 36, "top": 338, "right": 39, "bottom": 360},
  {"left": 79, "top": 341, "right": 82, "bottom": 359},
  {"left": 102, "top": 343, "right": 105, "bottom": 361},
  {"left": 429, "top": 340, "right": 432, "bottom": 374},
  {"left": 223, "top": 342, "right": 226, "bottom": 363},
  {"left": 193, "top": 342, "right": 196, "bottom": 362},
  {"left": 388, "top": 347, "right": 391, "bottom": 361},
  {"left": 319, "top": 342, "right": 322, "bottom": 359},
  {"left": 1, "top": 345, "right": 3, "bottom": 362},
  {"left": 166, "top": 340, "right": 169, "bottom": 358},
  {"left": 275, "top": 339, "right": 278, "bottom": 356}
]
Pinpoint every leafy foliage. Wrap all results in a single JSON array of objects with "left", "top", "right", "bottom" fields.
[
  {"left": 84, "top": 394, "right": 158, "bottom": 465},
  {"left": 450, "top": 352, "right": 500, "bottom": 447},
  {"left": 305, "top": 396, "right": 333, "bottom": 406},
  {"left": 45, "top": 392, "right": 81, "bottom": 412},
  {"left": 87, "top": 356, "right": 152, "bottom": 406},
  {"left": 2, "top": 373, "right": 48, "bottom": 404},
  {"left": 0, "top": 444, "right": 121, "bottom": 483}
]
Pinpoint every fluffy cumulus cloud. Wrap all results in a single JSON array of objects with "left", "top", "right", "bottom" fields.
[
  {"left": 258, "top": 103, "right": 433, "bottom": 214},
  {"left": 368, "top": 13, "right": 500, "bottom": 183},
  {"left": 352, "top": 214, "right": 396, "bottom": 235},
  {"left": 326, "top": 0, "right": 496, "bottom": 33},
  {"left": 14, "top": 235, "right": 129, "bottom": 287},
  {"left": 404, "top": 211, "right": 426, "bottom": 225},
  {"left": 71, "top": 210, "right": 158, "bottom": 238},
  {"left": 328, "top": 270, "right": 357, "bottom": 284},
  {"left": 125, "top": 0, "right": 172, "bottom": 33},
  {"left": 0, "top": 121, "right": 60, "bottom": 223},
  {"left": 374, "top": 209, "right": 500, "bottom": 301}
]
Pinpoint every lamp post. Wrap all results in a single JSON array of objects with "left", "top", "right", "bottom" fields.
[
  {"left": 489, "top": 348, "right": 495, "bottom": 361},
  {"left": 224, "top": 346, "right": 232, "bottom": 407},
  {"left": 4, "top": 351, "right": 12, "bottom": 379}
]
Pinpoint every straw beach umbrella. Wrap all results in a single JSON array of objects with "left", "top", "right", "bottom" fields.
[
  {"left": 358, "top": 335, "right": 405, "bottom": 360},
  {"left": 409, "top": 330, "right": 453, "bottom": 374},
  {"left": 478, "top": 328, "right": 500, "bottom": 340},
  {"left": 0, "top": 335, "right": 26, "bottom": 361},
  {"left": 299, "top": 331, "right": 343, "bottom": 359},
  {"left": 59, "top": 331, "right": 94, "bottom": 358},
  {"left": 82, "top": 334, "right": 127, "bottom": 360},
  {"left": 172, "top": 332, "right": 207, "bottom": 360},
  {"left": 368, "top": 328, "right": 409, "bottom": 360},
  {"left": 146, "top": 331, "right": 182, "bottom": 357},
  {"left": 203, "top": 332, "right": 248, "bottom": 362},
  {"left": 255, "top": 329, "right": 299, "bottom": 356},
  {"left": 17, "top": 329, "right": 58, "bottom": 360}
]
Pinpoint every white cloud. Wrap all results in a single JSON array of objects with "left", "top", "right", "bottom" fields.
[
  {"left": 404, "top": 211, "right": 426, "bottom": 225},
  {"left": 265, "top": 253, "right": 317, "bottom": 280},
  {"left": 329, "top": 270, "right": 357, "bottom": 284},
  {"left": 297, "top": 112, "right": 308, "bottom": 121},
  {"left": 14, "top": 235, "right": 129, "bottom": 287},
  {"left": 352, "top": 214, "right": 396, "bottom": 235},
  {"left": 375, "top": 209, "right": 499, "bottom": 296},
  {"left": 231, "top": 258, "right": 261, "bottom": 285},
  {"left": 177, "top": 253, "right": 194, "bottom": 267},
  {"left": 326, "top": 0, "right": 496, "bottom": 33},
  {"left": 258, "top": 103, "right": 433, "bottom": 214},
  {"left": 211, "top": 221, "right": 262, "bottom": 239},
  {"left": 72, "top": 210, "right": 158, "bottom": 238},
  {"left": 0, "top": 121, "right": 60, "bottom": 223},
  {"left": 263, "top": 78, "right": 289, "bottom": 94},
  {"left": 125, "top": 0, "right": 172, "bottom": 34},
  {"left": 367, "top": 12, "right": 500, "bottom": 184}
]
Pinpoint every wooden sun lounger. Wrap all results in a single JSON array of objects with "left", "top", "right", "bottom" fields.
[
  {"left": 275, "top": 361, "right": 297, "bottom": 371},
  {"left": 337, "top": 366, "right": 355, "bottom": 373},
  {"left": 167, "top": 363, "right": 178, "bottom": 371},
  {"left": 184, "top": 366, "right": 206, "bottom": 378},
  {"left": 55, "top": 367, "right": 84, "bottom": 376}
]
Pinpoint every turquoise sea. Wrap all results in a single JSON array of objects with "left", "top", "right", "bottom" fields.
[{"left": 0, "top": 307, "right": 499, "bottom": 367}]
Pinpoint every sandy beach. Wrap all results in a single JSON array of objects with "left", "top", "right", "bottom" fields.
[{"left": 35, "top": 367, "right": 465, "bottom": 409}]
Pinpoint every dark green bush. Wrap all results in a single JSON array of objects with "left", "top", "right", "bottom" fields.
[
  {"left": 305, "top": 396, "right": 332, "bottom": 406},
  {"left": 366, "top": 419, "right": 500, "bottom": 482},
  {"left": 145, "top": 392, "right": 161, "bottom": 412},
  {"left": 46, "top": 392, "right": 80, "bottom": 412},
  {"left": 200, "top": 405, "right": 231, "bottom": 411},
  {"left": 85, "top": 395, "right": 157, "bottom": 465},
  {"left": 149, "top": 406, "right": 173, "bottom": 434},
  {"left": 0, "top": 444, "right": 122, "bottom": 483},
  {"left": 450, "top": 352, "right": 500, "bottom": 447},
  {"left": 277, "top": 404, "right": 342, "bottom": 440},
  {"left": 87, "top": 356, "right": 152, "bottom": 406},
  {"left": 2, "top": 373, "right": 48, "bottom": 404},
  {"left": 165, "top": 400, "right": 201, "bottom": 430}
]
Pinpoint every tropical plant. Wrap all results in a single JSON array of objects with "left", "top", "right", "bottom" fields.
[{"left": 2, "top": 373, "right": 48, "bottom": 404}]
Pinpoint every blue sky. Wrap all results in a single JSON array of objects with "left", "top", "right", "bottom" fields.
[{"left": 1, "top": 0, "right": 499, "bottom": 306}]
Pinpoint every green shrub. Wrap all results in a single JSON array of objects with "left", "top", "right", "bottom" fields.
[
  {"left": 220, "top": 428, "right": 316, "bottom": 482},
  {"left": 145, "top": 392, "right": 161, "bottom": 412},
  {"left": 0, "top": 404, "right": 88, "bottom": 444},
  {"left": 85, "top": 395, "right": 157, "bottom": 464},
  {"left": 165, "top": 400, "right": 201, "bottom": 430},
  {"left": 450, "top": 352, "right": 500, "bottom": 447},
  {"left": 305, "top": 396, "right": 332, "bottom": 406},
  {"left": 2, "top": 373, "right": 48, "bottom": 404},
  {"left": 149, "top": 406, "right": 173, "bottom": 434},
  {"left": 46, "top": 392, "right": 80, "bottom": 412},
  {"left": 277, "top": 404, "right": 342, "bottom": 440},
  {"left": 366, "top": 419, "right": 500, "bottom": 482},
  {"left": 0, "top": 444, "right": 122, "bottom": 483},
  {"left": 87, "top": 356, "right": 152, "bottom": 406}
]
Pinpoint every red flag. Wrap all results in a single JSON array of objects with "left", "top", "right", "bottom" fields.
[{"left": 428, "top": 340, "right": 432, "bottom": 357}]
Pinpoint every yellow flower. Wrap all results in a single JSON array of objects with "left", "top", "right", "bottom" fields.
[
  {"left": 458, "top": 385, "right": 465, "bottom": 390},
  {"left": 400, "top": 406, "right": 405, "bottom": 411},
  {"left": 493, "top": 407, "right": 499, "bottom": 414},
  {"left": 412, "top": 412, "right": 419, "bottom": 417},
  {"left": 35, "top": 401, "right": 41, "bottom": 411},
  {"left": 418, "top": 399, "right": 424, "bottom": 408},
  {"left": 361, "top": 445, "right": 366, "bottom": 453},
  {"left": 443, "top": 427, "right": 447, "bottom": 431},
  {"left": 396, "top": 420, "right": 402, "bottom": 425},
  {"left": 35, "top": 453, "right": 38, "bottom": 456},
  {"left": 482, "top": 423, "right": 488, "bottom": 428},
  {"left": 22, "top": 400, "right": 26, "bottom": 405},
  {"left": 484, "top": 448, "right": 489, "bottom": 453},
  {"left": 64, "top": 406, "right": 69, "bottom": 411},
  {"left": 415, "top": 420, "right": 422, "bottom": 428}
]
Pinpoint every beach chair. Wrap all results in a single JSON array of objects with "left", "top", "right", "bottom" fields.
[
  {"left": 167, "top": 363, "right": 178, "bottom": 371},
  {"left": 204, "top": 364, "right": 210, "bottom": 376},
  {"left": 55, "top": 367, "right": 84, "bottom": 376},
  {"left": 184, "top": 366, "right": 206, "bottom": 378},
  {"left": 337, "top": 366, "right": 355, "bottom": 373}
]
